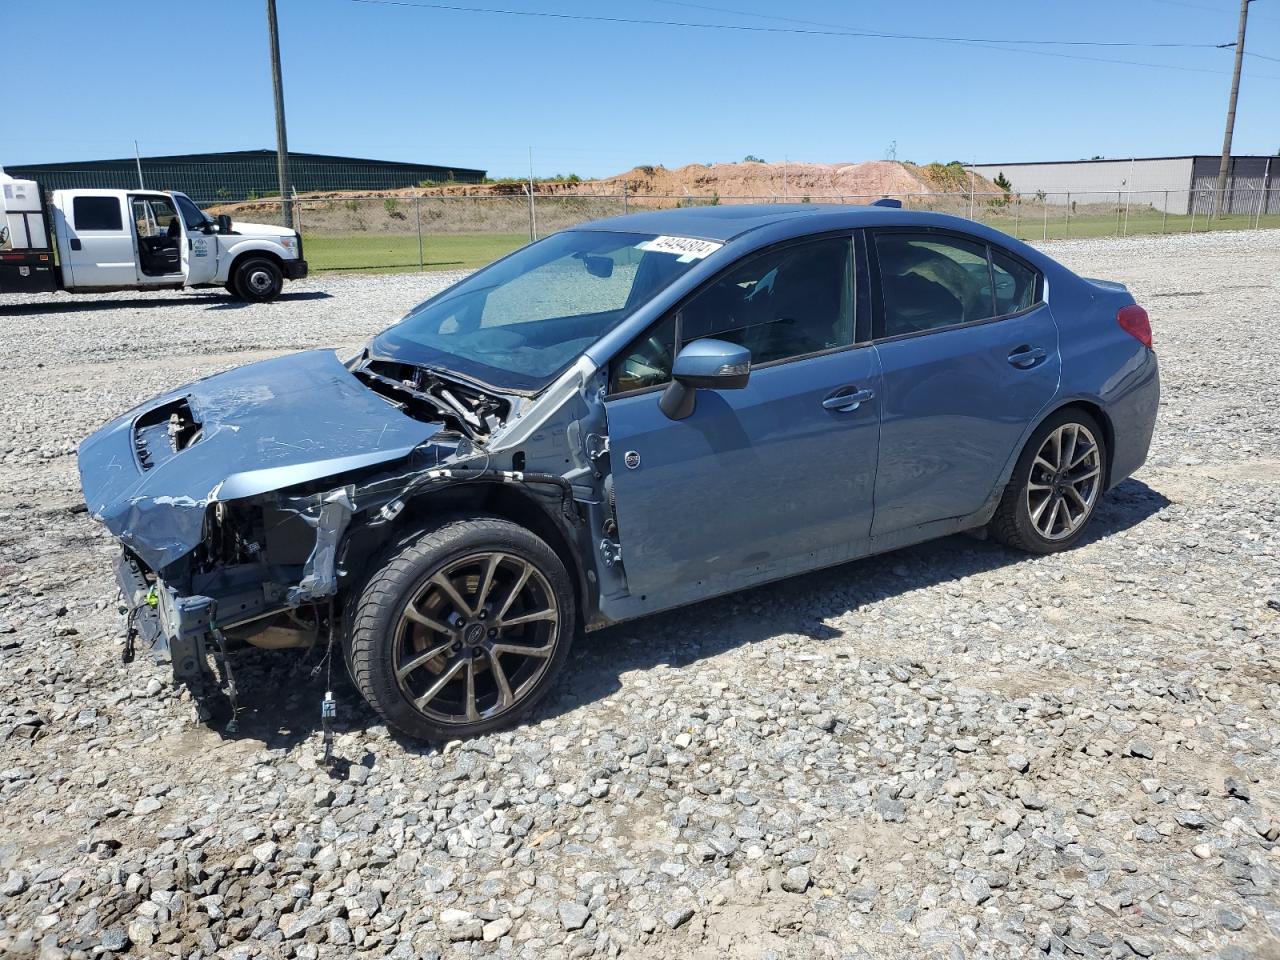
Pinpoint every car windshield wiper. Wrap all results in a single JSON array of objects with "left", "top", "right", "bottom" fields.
[
  {"left": 407, "top": 364, "right": 508, "bottom": 435},
  {"left": 353, "top": 366, "right": 485, "bottom": 443}
]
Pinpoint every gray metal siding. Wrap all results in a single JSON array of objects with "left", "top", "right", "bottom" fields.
[
  {"left": 969, "top": 158, "right": 1194, "bottom": 212},
  {"left": 1188, "top": 156, "right": 1277, "bottom": 215}
]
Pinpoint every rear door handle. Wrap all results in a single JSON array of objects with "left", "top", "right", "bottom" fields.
[
  {"left": 1007, "top": 345, "right": 1046, "bottom": 368},
  {"left": 822, "top": 386, "right": 875, "bottom": 412},
  {"left": 70, "top": 238, "right": 82, "bottom": 251}
]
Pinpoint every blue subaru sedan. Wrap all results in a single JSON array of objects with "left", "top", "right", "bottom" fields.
[{"left": 78, "top": 205, "right": 1159, "bottom": 741}]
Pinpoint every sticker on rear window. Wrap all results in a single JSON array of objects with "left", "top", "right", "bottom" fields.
[{"left": 636, "top": 235, "right": 723, "bottom": 262}]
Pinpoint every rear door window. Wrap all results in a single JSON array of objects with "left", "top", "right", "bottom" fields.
[
  {"left": 874, "top": 233, "right": 994, "bottom": 336},
  {"left": 72, "top": 196, "right": 123, "bottom": 232}
]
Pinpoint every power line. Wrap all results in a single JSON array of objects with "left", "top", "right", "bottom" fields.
[
  {"left": 348, "top": 0, "right": 1221, "bottom": 48},
  {"left": 646, "top": 0, "right": 1223, "bottom": 48},
  {"left": 344, "top": 0, "right": 1280, "bottom": 79}
]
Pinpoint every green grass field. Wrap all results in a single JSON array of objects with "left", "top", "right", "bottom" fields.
[
  {"left": 304, "top": 232, "right": 528, "bottom": 274},
  {"left": 302, "top": 212, "right": 1279, "bottom": 275},
  {"left": 972, "top": 208, "right": 1280, "bottom": 243}
]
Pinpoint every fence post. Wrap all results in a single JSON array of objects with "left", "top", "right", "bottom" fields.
[
  {"left": 415, "top": 196, "right": 424, "bottom": 273},
  {"left": 622, "top": 182, "right": 629, "bottom": 215},
  {"left": 1162, "top": 192, "right": 1168, "bottom": 234},
  {"left": 1190, "top": 192, "right": 1197, "bottom": 233},
  {"left": 1115, "top": 191, "right": 1123, "bottom": 237},
  {"left": 1065, "top": 192, "right": 1071, "bottom": 239},
  {"left": 1259, "top": 159, "right": 1273, "bottom": 228},
  {"left": 1012, "top": 193, "right": 1020, "bottom": 238},
  {"left": 1042, "top": 194, "right": 1048, "bottom": 242}
]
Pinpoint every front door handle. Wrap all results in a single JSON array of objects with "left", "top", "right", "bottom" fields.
[
  {"left": 1007, "top": 345, "right": 1047, "bottom": 369},
  {"left": 822, "top": 386, "right": 875, "bottom": 412}
]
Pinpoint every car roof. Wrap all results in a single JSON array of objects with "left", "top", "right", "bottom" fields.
[{"left": 581, "top": 203, "right": 966, "bottom": 243}]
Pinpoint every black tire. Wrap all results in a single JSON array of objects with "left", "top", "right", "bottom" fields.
[
  {"left": 232, "top": 257, "right": 283, "bottom": 302},
  {"left": 988, "top": 408, "right": 1108, "bottom": 554},
  {"left": 346, "top": 516, "right": 575, "bottom": 742}
]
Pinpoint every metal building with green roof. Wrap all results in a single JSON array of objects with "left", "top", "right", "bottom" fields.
[{"left": 5, "top": 149, "right": 486, "bottom": 205}]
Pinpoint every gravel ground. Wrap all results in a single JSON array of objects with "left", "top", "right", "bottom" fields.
[{"left": 0, "top": 231, "right": 1277, "bottom": 960}]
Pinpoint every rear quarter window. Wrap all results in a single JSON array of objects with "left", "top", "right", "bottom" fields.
[
  {"left": 72, "top": 196, "right": 123, "bottom": 232},
  {"left": 992, "top": 249, "right": 1040, "bottom": 315}
]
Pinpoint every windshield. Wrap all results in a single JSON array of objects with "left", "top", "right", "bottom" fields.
[{"left": 371, "top": 230, "right": 711, "bottom": 392}]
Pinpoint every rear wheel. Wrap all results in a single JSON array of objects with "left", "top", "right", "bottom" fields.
[
  {"left": 989, "top": 409, "right": 1107, "bottom": 554},
  {"left": 346, "top": 517, "right": 575, "bottom": 742},
  {"left": 232, "top": 257, "right": 283, "bottom": 302}
]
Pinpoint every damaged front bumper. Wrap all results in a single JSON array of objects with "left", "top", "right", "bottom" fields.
[
  {"left": 113, "top": 484, "right": 357, "bottom": 681},
  {"left": 115, "top": 550, "right": 212, "bottom": 678}
]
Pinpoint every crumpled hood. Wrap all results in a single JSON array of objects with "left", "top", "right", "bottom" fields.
[{"left": 78, "top": 349, "right": 442, "bottom": 571}]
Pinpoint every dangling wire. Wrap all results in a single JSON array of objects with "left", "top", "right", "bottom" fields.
[
  {"left": 208, "top": 614, "right": 240, "bottom": 733},
  {"left": 314, "top": 598, "right": 338, "bottom": 764}
]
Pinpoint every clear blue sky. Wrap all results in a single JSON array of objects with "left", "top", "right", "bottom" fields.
[{"left": 6, "top": 0, "right": 1279, "bottom": 177}]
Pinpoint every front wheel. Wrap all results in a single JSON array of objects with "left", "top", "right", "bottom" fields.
[
  {"left": 989, "top": 409, "right": 1108, "bottom": 554},
  {"left": 231, "top": 257, "right": 283, "bottom": 302},
  {"left": 346, "top": 517, "right": 575, "bottom": 742}
]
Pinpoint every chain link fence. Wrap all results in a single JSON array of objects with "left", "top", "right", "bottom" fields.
[{"left": 206, "top": 187, "right": 1280, "bottom": 274}]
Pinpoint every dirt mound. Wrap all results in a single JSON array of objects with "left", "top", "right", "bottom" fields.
[
  {"left": 208, "top": 160, "right": 998, "bottom": 218},
  {"left": 595, "top": 160, "right": 940, "bottom": 200}
]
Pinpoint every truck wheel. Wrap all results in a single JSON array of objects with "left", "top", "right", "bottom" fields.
[
  {"left": 346, "top": 516, "right": 575, "bottom": 742},
  {"left": 232, "top": 257, "right": 283, "bottom": 302}
]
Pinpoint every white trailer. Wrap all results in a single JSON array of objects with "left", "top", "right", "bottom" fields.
[{"left": 1, "top": 172, "right": 307, "bottom": 301}]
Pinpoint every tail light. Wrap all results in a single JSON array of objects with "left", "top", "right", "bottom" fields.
[{"left": 1117, "top": 304, "right": 1153, "bottom": 349}]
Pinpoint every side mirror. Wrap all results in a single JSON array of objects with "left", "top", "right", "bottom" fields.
[
  {"left": 658, "top": 338, "right": 751, "bottom": 421},
  {"left": 215, "top": 214, "right": 232, "bottom": 234}
]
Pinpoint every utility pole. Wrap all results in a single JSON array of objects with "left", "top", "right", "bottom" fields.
[
  {"left": 266, "top": 0, "right": 293, "bottom": 228},
  {"left": 527, "top": 147, "right": 537, "bottom": 241},
  {"left": 133, "top": 140, "right": 145, "bottom": 189},
  {"left": 1213, "top": 0, "right": 1252, "bottom": 218}
]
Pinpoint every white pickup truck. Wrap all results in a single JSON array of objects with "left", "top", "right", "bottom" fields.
[{"left": 1, "top": 172, "right": 307, "bottom": 301}]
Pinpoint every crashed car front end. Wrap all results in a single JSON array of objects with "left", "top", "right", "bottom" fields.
[{"left": 78, "top": 348, "right": 488, "bottom": 682}]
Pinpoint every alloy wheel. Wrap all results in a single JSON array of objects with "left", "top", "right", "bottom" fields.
[
  {"left": 1025, "top": 422, "right": 1102, "bottom": 541},
  {"left": 393, "top": 551, "right": 560, "bottom": 725}
]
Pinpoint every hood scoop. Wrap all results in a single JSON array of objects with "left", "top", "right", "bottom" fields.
[{"left": 133, "top": 398, "right": 201, "bottom": 471}]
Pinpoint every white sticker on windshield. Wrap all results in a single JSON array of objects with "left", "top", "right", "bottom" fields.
[{"left": 636, "top": 235, "right": 723, "bottom": 262}]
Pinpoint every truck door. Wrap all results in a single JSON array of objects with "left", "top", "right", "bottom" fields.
[
  {"left": 173, "top": 193, "right": 217, "bottom": 285},
  {"left": 58, "top": 194, "right": 137, "bottom": 288},
  {"left": 130, "top": 195, "right": 184, "bottom": 284}
]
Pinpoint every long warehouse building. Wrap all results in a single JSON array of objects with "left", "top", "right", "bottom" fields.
[
  {"left": 4, "top": 149, "right": 487, "bottom": 205},
  {"left": 968, "top": 155, "right": 1277, "bottom": 215}
]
